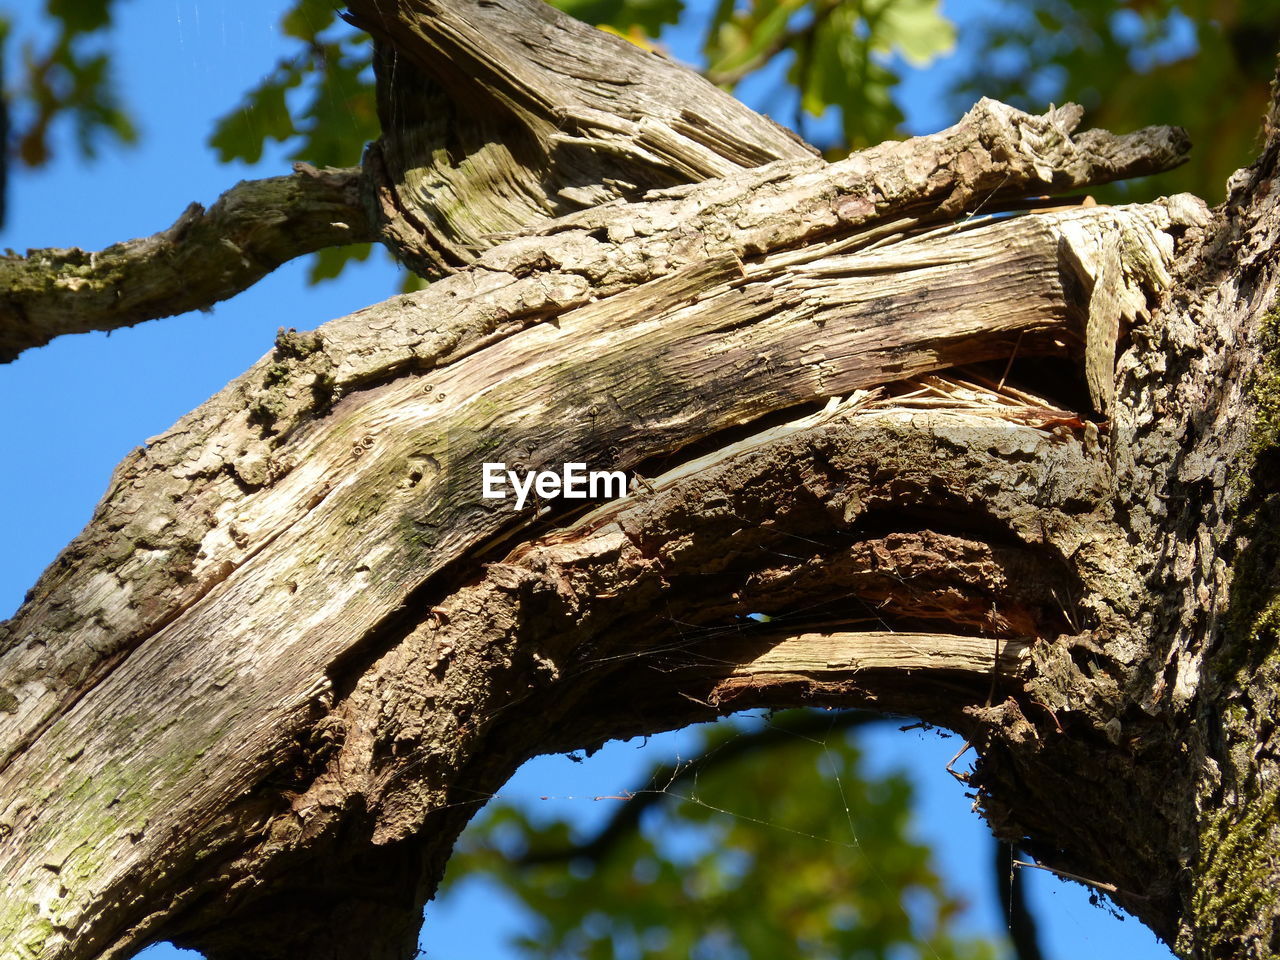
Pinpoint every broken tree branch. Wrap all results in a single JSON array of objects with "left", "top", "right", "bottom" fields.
[{"left": 0, "top": 80, "right": 1188, "bottom": 364}]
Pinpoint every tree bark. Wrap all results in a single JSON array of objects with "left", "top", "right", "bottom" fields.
[
  {"left": 0, "top": 165, "right": 372, "bottom": 362},
  {"left": 1, "top": 2, "right": 1276, "bottom": 959}
]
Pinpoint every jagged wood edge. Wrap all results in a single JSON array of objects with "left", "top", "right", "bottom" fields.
[
  {"left": 0, "top": 101, "right": 1188, "bottom": 769},
  {"left": 0, "top": 102, "right": 1193, "bottom": 959},
  {"left": 347, "top": 0, "right": 817, "bottom": 277},
  {"left": 0, "top": 202, "right": 1182, "bottom": 959},
  {"left": 0, "top": 94, "right": 1187, "bottom": 363}
]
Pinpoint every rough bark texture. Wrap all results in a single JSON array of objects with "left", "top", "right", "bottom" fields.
[
  {"left": 0, "top": 165, "right": 372, "bottom": 362},
  {"left": 1160, "top": 93, "right": 1280, "bottom": 958},
  {"left": 345, "top": 0, "right": 817, "bottom": 276},
  {"left": 0, "top": 0, "right": 1189, "bottom": 361},
  {"left": 2, "top": 2, "right": 1279, "bottom": 959}
]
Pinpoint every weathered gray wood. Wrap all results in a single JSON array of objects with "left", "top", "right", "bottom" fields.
[
  {"left": 0, "top": 184, "right": 1185, "bottom": 957},
  {"left": 13, "top": 0, "right": 1280, "bottom": 955},
  {"left": 0, "top": 100, "right": 1188, "bottom": 781},
  {"left": 0, "top": 81, "right": 1189, "bottom": 365},
  {"left": 723, "top": 632, "right": 1031, "bottom": 679},
  {"left": 348, "top": 0, "right": 1188, "bottom": 277},
  {"left": 346, "top": 0, "right": 816, "bottom": 276}
]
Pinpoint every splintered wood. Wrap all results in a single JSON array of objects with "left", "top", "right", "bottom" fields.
[{"left": 0, "top": 98, "right": 1193, "bottom": 960}]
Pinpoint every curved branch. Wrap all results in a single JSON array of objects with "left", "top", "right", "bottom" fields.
[
  {"left": 0, "top": 192, "right": 1178, "bottom": 777},
  {"left": 0, "top": 163, "right": 372, "bottom": 362},
  {"left": 0, "top": 198, "right": 1187, "bottom": 958},
  {"left": 0, "top": 102, "right": 1196, "bottom": 960}
]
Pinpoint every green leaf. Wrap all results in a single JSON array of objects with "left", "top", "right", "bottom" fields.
[
  {"left": 47, "top": 0, "right": 113, "bottom": 35},
  {"left": 282, "top": 0, "right": 338, "bottom": 41},
  {"left": 869, "top": 0, "right": 955, "bottom": 65},
  {"left": 290, "top": 38, "right": 378, "bottom": 168},
  {"left": 208, "top": 70, "right": 302, "bottom": 164},
  {"left": 306, "top": 243, "right": 373, "bottom": 285},
  {"left": 65, "top": 51, "right": 137, "bottom": 156},
  {"left": 549, "top": 0, "right": 683, "bottom": 37},
  {"left": 705, "top": 0, "right": 804, "bottom": 81},
  {"left": 787, "top": 0, "right": 945, "bottom": 148}
]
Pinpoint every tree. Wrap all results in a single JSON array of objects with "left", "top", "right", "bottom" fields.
[{"left": 0, "top": 1, "right": 1277, "bottom": 959}]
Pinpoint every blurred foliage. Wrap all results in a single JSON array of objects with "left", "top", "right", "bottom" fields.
[
  {"left": 2, "top": 0, "right": 135, "bottom": 171},
  {"left": 442, "top": 712, "right": 998, "bottom": 960},
  {"left": 208, "top": 0, "right": 378, "bottom": 170},
  {"left": 949, "top": 1, "right": 1279, "bottom": 202},
  {"left": 208, "top": 0, "right": 379, "bottom": 282},
  {"left": 704, "top": 0, "right": 953, "bottom": 149}
]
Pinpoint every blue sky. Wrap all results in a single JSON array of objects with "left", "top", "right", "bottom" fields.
[{"left": 1, "top": 1, "right": 1173, "bottom": 958}]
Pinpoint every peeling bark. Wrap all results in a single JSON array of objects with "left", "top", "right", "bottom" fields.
[
  {"left": 2, "top": 1, "right": 1279, "bottom": 959},
  {"left": 345, "top": 0, "right": 817, "bottom": 276}
]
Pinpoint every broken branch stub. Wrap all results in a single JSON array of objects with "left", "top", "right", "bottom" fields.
[
  {"left": 345, "top": 0, "right": 816, "bottom": 277},
  {"left": 349, "top": 0, "right": 1189, "bottom": 277}
]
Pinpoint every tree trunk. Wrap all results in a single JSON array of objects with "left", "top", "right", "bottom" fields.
[{"left": 0, "top": 3, "right": 1276, "bottom": 959}]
